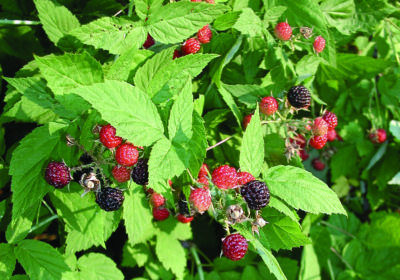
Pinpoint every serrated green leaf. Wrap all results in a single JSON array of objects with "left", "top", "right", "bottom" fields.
[
  {"left": 49, "top": 184, "right": 121, "bottom": 255},
  {"left": 72, "top": 80, "right": 164, "bottom": 147},
  {"left": 136, "top": 0, "right": 163, "bottom": 21},
  {"left": 0, "top": 26, "right": 43, "bottom": 60},
  {"left": 77, "top": 253, "right": 123, "bottom": 280},
  {"left": 122, "top": 242, "right": 153, "bottom": 267},
  {"left": 241, "top": 266, "right": 261, "bottom": 279},
  {"left": 69, "top": 17, "right": 146, "bottom": 54},
  {"left": 299, "top": 243, "right": 321, "bottom": 280},
  {"left": 106, "top": 48, "right": 153, "bottom": 83},
  {"left": 8, "top": 122, "right": 73, "bottom": 242},
  {"left": 0, "top": 243, "right": 16, "bottom": 279},
  {"left": 268, "top": 196, "right": 299, "bottom": 223},
  {"left": 168, "top": 77, "right": 193, "bottom": 144},
  {"left": 14, "top": 240, "right": 71, "bottom": 280},
  {"left": 233, "top": 8, "right": 262, "bottom": 37},
  {"left": 388, "top": 172, "right": 400, "bottom": 185},
  {"left": 264, "top": 6, "right": 287, "bottom": 24},
  {"left": 123, "top": 183, "right": 155, "bottom": 246},
  {"left": 83, "top": 0, "right": 123, "bottom": 15},
  {"left": 330, "top": 145, "right": 358, "bottom": 180},
  {"left": 34, "top": 0, "right": 81, "bottom": 50},
  {"left": 156, "top": 231, "right": 186, "bottom": 279},
  {"left": 262, "top": 208, "right": 311, "bottom": 251},
  {"left": 224, "top": 84, "right": 268, "bottom": 109},
  {"left": 214, "top": 11, "right": 241, "bottom": 31},
  {"left": 239, "top": 104, "right": 263, "bottom": 176},
  {"left": 148, "top": 138, "right": 186, "bottom": 191},
  {"left": 389, "top": 120, "right": 400, "bottom": 141},
  {"left": 156, "top": 218, "right": 192, "bottom": 240},
  {"left": 146, "top": 2, "right": 228, "bottom": 44},
  {"left": 264, "top": 166, "right": 347, "bottom": 215}
]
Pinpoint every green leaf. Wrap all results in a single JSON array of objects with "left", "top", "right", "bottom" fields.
[
  {"left": 34, "top": 0, "right": 81, "bottom": 50},
  {"left": 49, "top": 184, "right": 121, "bottom": 255},
  {"left": 156, "top": 231, "right": 186, "bottom": 279},
  {"left": 320, "top": 0, "right": 355, "bottom": 35},
  {"left": 388, "top": 172, "right": 400, "bottom": 185},
  {"left": 262, "top": 208, "right": 311, "bottom": 251},
  {"left": 72, "top": 80, "right": 164, "bottom": 147},
  {"left": 264, "top": 6, "right": 287, "bottom": 25},
  {"left": 168, "top": 77, "right": 193, "bottom": 144},
  {"left": 0, "top": 243, "right": 16, "bottom": 279},
  {"left": 241, "top": 266, "right": 261, "bottom": 279},
  {"left": 123, "top": 183, "right": 155, "bottom": 246},
  {"left": 299, "top": 244, "right": 321, "bottom": 280},
  {"left": 319, "top": 53, "right": 393, "bottom": 81},
  {"left": 8, "top": 122, "right": 72, "bottom": 241},
  {"left": 14, "top": 240, "right": 71, "bottom": 280},
  {"left": 389, "top": 120, "right": 400, "bottom": 141},
  {"left": 69, "top": 17, "right": 146, "bottom": 54},
  {"left": 219, "top": 84, "right": 243, "bottom": 128},
  {"left": 77, "top": 253, "right": 124, "bottom": 280},
  {"left": 354, "top": 0, "right": 396, "bottom": 32},
  {"left": 264, "top": 166, "right": 347, "bottom": 215},
  {"left": 146, "top": 2, "right": 228, "bottom": 44},
  {"left": 148, "top": 138, "right": 186, "bottom": 191},
  {"left": 268, "top": 196, "right": 299, "bottom": 223},
  {"left": 122, "top": 242, "right": 153, "bottom": 267},
  {"left": 366, "top": 141, "right": 388, "bottom": 170},
  {"left": 156, "top": 218, "right": 192, "bottom": 241},
  {"left": 214, "top": 11, "right": 242, "bottom": 31},
  {"left": 136, "top": 0, "right": 163, "bottom": 21},
  {"left": 83, "top": 0, "right": 124, "bottom": 15},
  {"left": 239, "top": 104, "right": 264, "bottom": 176},
  {"left": 330, "top": 145, "right": 359, "bottom": 180},
  {"left": 233, "top": 8, "right": 262, "bottom": 37},
  {"left": 106, "top": 48, "right": 153, "bottom": 83}
]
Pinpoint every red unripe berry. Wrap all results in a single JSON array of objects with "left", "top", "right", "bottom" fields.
[
  {"left": 313, "top": 36, "right": 326, "bottom": 53},
  {"left": 177, "top": 214, "right": 194, "bottom": 223},
  {"left": 143, "top": 34, "right": 155, "bottom": 49},
  {"left": 197, "top": 25, "right": 212, "bottom": 44},
  {"left": 189, "top": 188, "right": 211, "bottom": 213},
  {"left": 327, "top": 128, "right": 336, "bottom": 142},
  {"left": 274, "top": 22, "right": 292, "bottom": 41},
  {"left": 153, "top": 208, "right": 170, "bottom": 221},
  {"left": 182, "top": 38, "right": 201, "bottom": 55},
  {"left": 112, "top": 166, "right": 131, "bottom": 183},
  {"left": 369, "top": 128, "right": 387, "bottom": 144},
  {"left": 212, "top": 165, "right": 238, "bottom": 189},
  {"left": 260, "top": 96, "right": 278, "bottom": 116},
  {"left": 99, "top": 124, "right": 123, "bottom": 148},
  {"left": 309, "top": 134, "right": 328, "bottom": 149},
  {"left": 150, "top": 192, "right": 165, "bottom": 208},
  {"left": 237, "top": 172, "right": 255, "bottom": 185},
  {"left": 191, "top": 0, "right": 201, "bottom": 2},
  {"left": 322, "top": 111, "right": 338, "bottom": 129},
  {"left": 173, "top": 50, "right": 181, "bottom": 60},
  {"left": 312, "top": 117, "right": 329, "bottom": 136},
  {"left": 298, "top": 149, "right": 309, "bottom": 161},
  {"left": 198, "top": 163, "right": 210, "bottom": 177},
  {"left": 243, "top": 114, "right": 253, "bottom": 130},
  {"left": 197, "top": 176, "right": 209, "bottom": 188},
  {"left": 205, "top": 0, "right": 215, "bottom": 3},
  {"left": 222, "top": 233, "right": 248, "bottom": 261},
  {"left": 115, "top": 143, "right": 139, "bottom": 167},
  {"left": 312, "top": 158, "right": 325, "bottom": 171}
]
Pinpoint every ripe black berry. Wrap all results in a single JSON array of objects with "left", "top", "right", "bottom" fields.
[
  {"left": 178, "top": 192, "right": 190, "bottom": 216},
  {"left": 240, "top": 180, "right": 270, "bottom": 210},
  {"left": 79, "top": 153, "right": 94, "bottom": 165},
  {"left": 287, "top": 85, "right": 311, "bottom": 108},
  {"left": 45, "top": 161, "right": 71, "bottom": 189},
  {"left": 96, "top": 187, "right": 124, "bottom": 211},
  {"left": 131, "top": 158, "right": 149, "bottom": 185}
]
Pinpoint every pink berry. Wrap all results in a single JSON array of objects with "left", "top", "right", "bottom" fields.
[
  {"left": 274, "top": 22, "right": 292, "bottom": 41},
  {"left": 313, "top": 36, "right": 326, "bottom": 53}
]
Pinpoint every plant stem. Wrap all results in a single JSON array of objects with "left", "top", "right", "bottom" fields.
[
  {"left": 0, "top": 19, "right": 41, "bottom": 25},
  {"left": 206, "top": 135, "right": 233, "bottom": 151},
  {"left": 320, "top": 221, "right": 356, "bottom": 239},
  {"left": 128, "top": 1, "right": 134, "bottom": 17},
  {"left": 42, "top": 199, "right": 55, "bottom": 216},
  {"left": 190, "top": 246, "right": 204, "bottom": 280},
  {"left": 330, "top": 247, "right": 354, "bottom": 271},
  {"left": 195, "top": 248, "right": 214, "bottom": 266},
  {"left": 29, "top": 214, "right": 58, "bottom": 233}
]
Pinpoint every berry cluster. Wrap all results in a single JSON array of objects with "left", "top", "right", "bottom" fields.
[
  {"left": 179, "top": 25, "right": 213, "bottom": 56},
  {"left": 274, "top": 21, "right": 326, "bottom": 53}
]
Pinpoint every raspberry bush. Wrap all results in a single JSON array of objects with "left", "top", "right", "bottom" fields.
[{"left": 1, "top": 0, "right": 400, "bottom": 279}]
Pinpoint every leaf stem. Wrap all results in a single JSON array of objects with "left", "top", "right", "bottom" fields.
[
  {"left": 206, "top": 135, "right": 233, "bottom": 151},
  {"left": 128, "top": 1, "right": 134, "bottom": 17},
  {"left": 190, "top": 246, "right": 204, "bottom": 280},
  {"left": 29, "top": 214, "right": 58, "bottom": 233},
  {"left": 330, "top": 247, "right": 354, "bottom": 271},
  {"left": 0, "top": 19, "right": 41, "bottom": 25},
  {"left": 319, "top": 221, "right": 356, "bottom": 239},
  {"left": 42, "top": 199, "right": 55, "bottom": 216}
]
